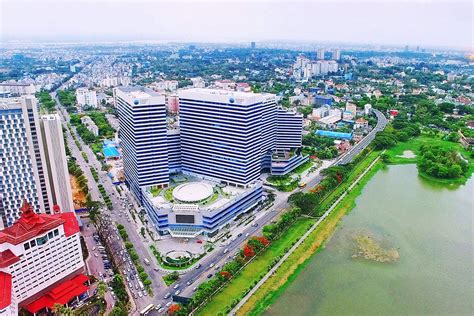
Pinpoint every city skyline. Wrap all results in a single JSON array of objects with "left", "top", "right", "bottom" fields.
[{"left": 1, "top": 0, "right": 472, "bottom": 50}]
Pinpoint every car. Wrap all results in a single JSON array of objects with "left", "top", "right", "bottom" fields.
[
  {"left": 245, "top": 233, "right": 250, "bottom": 237},
  {"left": 166, "top": 302, "right": 172, "bottom": 307},
  {"left": 94, "top": 253, "right": 99, "bottom": 258},
  {"left": 132, "top": 293, "right": 137, "bottom": 299},
  {"left": 237, "top": 233, "right": 243, "bottom": 237},
  {"left": 164, "top": 293, "right": 171, "bottom": 299},
  {"left": 128, "top": 282, "right": 133, "bottom": 288},
  {"left": 135, "top": 284, "right": 139, "bottom": 290},
  {"left": 158, "top": 308, "right": 165, "bottom": 313},
  {"left": 207, "top": 274, "right": 213, "bottom": 278},
  {"left": 223, "top": 248, "right": 229, "bottom": 254},
  {"left": 173, "top": 283, "right": 180, "bottom": 289},
  {"left": 214, "top": 265, "right": 220, "bottom": 270},
  {"left": 252, "top": 223, "right": 259, "bottom": 227},
  {"left": 130, "top": 274, "right": 135, "bottom": 280},
  {"left": 92, "top": 246, "right": 96, "bottom": 251},
  {"left": 175, "top": 290, "right": 181, "bottom": 295},
  {"left": 143, "top": 291, "right": 147, "bottom": 296},
  {"left": 195, "top": 264, "right": 201, "bottom": 269},
  {"left": 155, "top": 304, "right": 162, "bottom": 310},
  {"left": 186, "top": 279, "right": 193, "bottom": 286},
  {"left": 126, "top": 276, "right": 130, "bottom": 282},
  {"left": 209, "top": 263, "right": 214, "bottom": 268},
  {"left": 138, "top": 291, "right": 143, "bottom": 298},
  {"left": 196, "top": 240, "right": 203, "bottom": 244},
  {"left": 154, "top": 267, "right": 159, "bottom": 271},
  {"left": 192, "top": 287, "right": 197, "bottom": 292}
]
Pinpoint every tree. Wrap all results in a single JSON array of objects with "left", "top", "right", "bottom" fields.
[
  {"left": 97, "top": 281, "right": 107, "bottom": 299},
  {"left": 168, "top": 304, "right": 181, "bottom": 315},
  {"left": 373, "top": 131, "right": 398, "bottom": 149},
  {"left": 243, "top": 244, "right": 255, "bottom": 259},
  {"left": 288, "top": 192, "right": 319, "bottom": 214}
]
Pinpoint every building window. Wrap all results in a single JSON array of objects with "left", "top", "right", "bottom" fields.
[
  {"left": 24, "top": 243, "right": 30, "bottom": 251},
  {"left": 36, "top": 235, "right": 48, "bottom": 246}
]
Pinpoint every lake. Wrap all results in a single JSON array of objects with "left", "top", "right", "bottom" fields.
[{"left": 265, "top": 164, "right": 473, "bottom": 316}]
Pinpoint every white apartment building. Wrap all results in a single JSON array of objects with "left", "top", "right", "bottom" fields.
[
  {"left": 191, "top": 77, "right": 205, "bottom": 88},
  {"left": 40, "top": 114, "right": 75, "bottom": 213},
  {"left": 0, "top": 97, "right": 74, "bottom": 228},
  {"left": 0, "top": 97, "right": 50, "bottom": 228},
  {"left": 101, "top": 77, "right": 131, "bottom": 88},
  {"left": 0, "top": 83, "right": 37, "bottom": 96},
  {"left": 75, "top": 88, "right": 98, "bottom": 108},
  {"left": 0, "top": 201, "right": 85, "bottom": 315},
  {"left": 80, "top": 116, "right": 99, "bottom": 136}
]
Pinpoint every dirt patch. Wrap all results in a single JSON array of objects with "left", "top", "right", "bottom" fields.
[
  {"left": 70, "top": 175, "right": 87, "bottom": 209},
  {"left": 352, "top": 234, "right": 399, "bottom": 263},
  {"left": 397, "top": 150, "right": 416, "bottom": 159}
]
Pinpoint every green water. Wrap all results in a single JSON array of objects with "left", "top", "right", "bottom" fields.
[{"left": 266, "top": 165, "right": 473, "bottom": 316}]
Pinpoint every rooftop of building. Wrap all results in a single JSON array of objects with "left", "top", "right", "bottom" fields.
[
  {"left": 116, "top": 85, "right": 161, "bottom": 99},
  {"left": 0, "top": 201, "right": 80, "bottom": 246},
  {"left": 145, "top": 174, "right": 254, "bottom": 214}
]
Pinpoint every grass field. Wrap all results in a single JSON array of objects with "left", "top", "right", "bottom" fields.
[
  {"left": 384, "top": 136, "right": 473, "bottom": 184},
  {"left": 239, "top": 159, "right": 384, "bottom": 316},
  {"left": 196, "top": 217, "right": 315, "bottom": 316}
]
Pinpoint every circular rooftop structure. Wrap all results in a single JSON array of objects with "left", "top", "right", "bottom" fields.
[{"left": 172, "top": 182, "right": 213, "bottom": 203}]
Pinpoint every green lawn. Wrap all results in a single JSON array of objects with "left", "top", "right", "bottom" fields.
[
  {"left": 293, "top": 160, "right": 313, "bottom": 174},
  {"left": 197, "top": 217, "right": 315, "bottom": 316},
  {"left": 384, "top": 136, "right": 473, "bottom": 184}
]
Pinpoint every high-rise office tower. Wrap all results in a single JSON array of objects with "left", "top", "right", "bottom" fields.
[
  {"left": 332, "top": 49, "right": 341, "bottom": 61},
  {"left": 114, "top": 86, "right": 168, "bottom": 201},
  {"left": 0, "top": 96, "right": 50, "bottom": 228},
  {"left": 179, "top": 89, "right": 277, "bottom": 186},
  {"left": 251, "top": 41, "right": 256, "bottom": 49},
  {"left": 317, "top": 48, "right": 325, "bottom": 60},
  {"left": 276, "top": 108, "right": 303, "bottom": 150},
  {"left": 40, "top": 114, "right": 75, "bottom": 213}
]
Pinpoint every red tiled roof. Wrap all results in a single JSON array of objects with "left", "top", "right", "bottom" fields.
[
  {"left": 25, "top": 274, "right": 89, "bottom": 313},
  {"left": 0, "top": 249, "right": 20, "bottom": 268},
  {"left": 56, "top": 212, "right": 80, "bottom": 237},
  {"left": 0, "top": 201, "right": 64, "bottom": 245},
  {"left": 0, "top": 272, "right": 12, "bottom": 310}
]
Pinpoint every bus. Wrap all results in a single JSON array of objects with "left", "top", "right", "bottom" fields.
[{"left": 139, "top": 304, "right": 155, "bottom": 316}]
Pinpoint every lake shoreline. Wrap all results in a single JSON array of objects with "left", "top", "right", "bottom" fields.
[{"left": 237, "top": 160, "right": 384, "bottom": 315}]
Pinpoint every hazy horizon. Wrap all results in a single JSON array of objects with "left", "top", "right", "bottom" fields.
[{"left": 1, "top": 0, "right": 472, "bottom": 50}]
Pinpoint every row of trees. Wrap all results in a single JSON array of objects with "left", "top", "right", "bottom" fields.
[
  {"left": 36, "top": 91, "right": 56, "bottom": 112},
  {"left": 302, "top": 134, "right": 340, "bottom": 159},
  {"left": 117, "top": 225, "right": 153, "bottom": 292},
  {"left": 188, "top": 235, "right": 271, "bottom": 314},
  {"left": 417, "top": 145, "right": 468, "bottom": 179},
  {"left": 287, "top": 164, "right": 352, "bottom": 217}
]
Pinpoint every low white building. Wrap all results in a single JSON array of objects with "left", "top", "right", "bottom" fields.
[
  {"left": 0, "top": 201, "right": 86, "bottom": 315},
  {"left": 81, "top": 116, "right": 99, "bottom": 136},
  {"left": 75, "top": 88, "right": 98, "bottom": 108}
]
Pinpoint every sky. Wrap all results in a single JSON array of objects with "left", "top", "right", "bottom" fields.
[{"left": 0, "top": 0, "right": 472, "bottom": 49}]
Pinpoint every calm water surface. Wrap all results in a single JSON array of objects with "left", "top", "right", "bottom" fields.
[{"left": 266, "top": 164, "right": 473, "bottom": 316}]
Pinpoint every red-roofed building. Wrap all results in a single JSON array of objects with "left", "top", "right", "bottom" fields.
[{"left": 0, "top": 201, "right": 84, "bottom": 315}]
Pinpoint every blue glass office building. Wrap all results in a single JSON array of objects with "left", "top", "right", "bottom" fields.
[{"left": 115, "top": 86, "right": 169, "bottom": 201}]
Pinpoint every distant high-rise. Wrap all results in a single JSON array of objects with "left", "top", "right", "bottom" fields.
[
  {"left": 332, "top": 49, "right": 341, "bottom": 61},
  {"left": 251, "top": 41, "right": 256, "bottom": 49},
  {"left": 40, "top": 114, "right": 75, "bottom": 213},
  {"left": 115, "top": 86, "right": 168, "bottom": 201},
  {"left": 404, "top": 45, "right": 409, "bottom": 52},
  {"left": 317, "top": 48, "right": 325, "bottom": 60}
]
